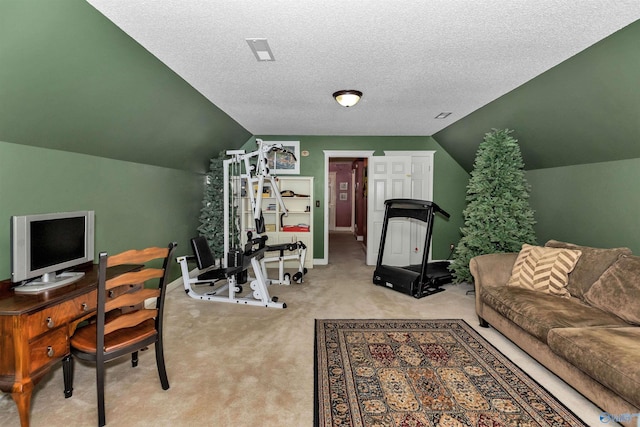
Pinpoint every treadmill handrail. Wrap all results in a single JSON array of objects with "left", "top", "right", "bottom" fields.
[{"left": 383, "top": 198, "right": 450, "bottom": 219}]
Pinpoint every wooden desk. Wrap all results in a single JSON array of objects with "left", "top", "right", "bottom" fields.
[{"left": 0, "top": 263, "right": 138, "bottom": 427}]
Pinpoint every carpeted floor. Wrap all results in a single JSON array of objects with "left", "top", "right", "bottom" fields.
[
  {"left": 0, "top": 232, "right": 612, "bottom": 426},
  {"left": 315, "top": 319, "right": 586, "bottom": 426}
]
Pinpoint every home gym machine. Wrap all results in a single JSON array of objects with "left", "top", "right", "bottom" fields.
[
  {"left": 372, "top": 198, "right": 453, "bottom": 298},
  {"left": 177, "top": 139, "right": 307, "bottom": 308}
]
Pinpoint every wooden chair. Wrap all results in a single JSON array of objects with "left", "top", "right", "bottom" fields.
[{"left": 62, "top": 242, "right": 178, "bottom": 426}]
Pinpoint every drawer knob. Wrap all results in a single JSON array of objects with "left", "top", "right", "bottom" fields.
[
  {"left": 81, "top": 302, "right": 89, "bottom": 312},
  {"left": 46, "top": 317, "right": 55, "bottom": 329},
  {"left": 47, "top": 346, "right": 55, "bottom": 357}
]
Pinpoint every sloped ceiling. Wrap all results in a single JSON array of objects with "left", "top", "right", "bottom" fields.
[
  {"left": 0, "top": 1, "right": 251, "bottom": 173},
  {"left": 434, "top": 19, "right": 640, "bottom": 171},
  {"left": 2, "top": 1, "right": 639, "bottom": 173}
]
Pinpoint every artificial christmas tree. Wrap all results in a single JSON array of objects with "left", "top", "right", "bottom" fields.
[
  {"left": 449, "top": 128, "right": 537, "bottom": 284},
  {"left": 198, "top": 151, "right": 237, "bottom": 259}
]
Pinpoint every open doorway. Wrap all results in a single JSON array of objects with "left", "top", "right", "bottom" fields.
[
  {"left": 323, "top": 150, "right": 374, "bottom": 264},
  {"left": 328, "top": 160, "right": 358, "bottom": 232}
]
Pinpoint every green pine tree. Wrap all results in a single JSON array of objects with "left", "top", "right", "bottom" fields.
[
  {"left": 449, "top": 128, "right": 537, "bottom": 283},
  {"left": 198, "top": 151, "right": 236, "bottom": 259}
]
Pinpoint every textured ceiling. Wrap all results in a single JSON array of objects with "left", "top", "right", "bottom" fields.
[{"left": 85, "top": 1, "right": 640, "bottom": 138}]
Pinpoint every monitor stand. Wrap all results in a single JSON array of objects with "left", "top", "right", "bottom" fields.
[{"left": 14, "top": 271, "right": 85, "bottom": 294}]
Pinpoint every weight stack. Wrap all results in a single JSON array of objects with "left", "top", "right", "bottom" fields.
[{"left": 227, "top": 248, "right": 247, "bottom": 284}]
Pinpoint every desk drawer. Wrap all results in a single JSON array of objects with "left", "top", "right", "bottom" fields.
[
  {"left": 28, "top": 290, "right": 97, "bottom": 339},
  {"left": 30, "top": 327, "right": 68, "bottom": 372}
]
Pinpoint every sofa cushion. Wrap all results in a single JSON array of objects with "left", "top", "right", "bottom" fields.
[
  {"left": 544, "top": 240, "right": 632, "bottom": 300},
  {"left": 507, "top": 244, "right": 581, "bottom": 298},
  {"left": 481, "top": 285, "right": 629, "bottom": 343},
  {"left": 584, "top": 255, "right": 640, "bottom": 325},
  {"left": 548, "top": 327, "right": 640, "bottom": 408}
]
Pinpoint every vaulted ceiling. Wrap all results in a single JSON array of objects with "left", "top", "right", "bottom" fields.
[
  {"left": 435, "top": 19, "right": 640, "bottom": 171},
  {"left": 2, "top": 2, "right": 639, "bottom": 173}
]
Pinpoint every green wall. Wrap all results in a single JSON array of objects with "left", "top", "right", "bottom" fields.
[
  {"left": 527, "top": 158, "right": 640, "bottom": 253},
  {"left": 433, "top": 20, "right": 640, "bottom": 172},
  {"left": 431, "top": 21, "right": 640, "bottom": 255},
  {"left": 247, "top": 136, "right": 470, "bottom": 260},
  {"left": 0, "top": 0, "right": 248, "bottom": 281},
  {"left": 0, "top": 141, "right": 202, "bottom": 281},
  {"left": 0, "top": 0, "right": 251, "bottom": 174}
]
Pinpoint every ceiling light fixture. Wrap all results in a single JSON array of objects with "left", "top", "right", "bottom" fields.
[
  {"left": 246, "top": 38, "right": 275, "bottom": 61},
  {"left": 435, "top": 112, "right": 452, "bottom": 119},
  {"left": 333, "top": 90, "right": 362, "bottom": 107}
]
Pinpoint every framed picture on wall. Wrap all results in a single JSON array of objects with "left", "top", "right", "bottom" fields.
[
  {"left": 266, "top": 141, "right": 300, "bottom": 175},
  {"left": 339, "top": 182, "right": 348, "bottom": 190}
]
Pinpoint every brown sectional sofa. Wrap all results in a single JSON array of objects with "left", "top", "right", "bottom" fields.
[{"left": 470, "top": 240, "right": 640, "bottom": 427}]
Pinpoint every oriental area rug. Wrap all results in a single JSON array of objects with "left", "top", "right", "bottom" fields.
[{"left": 314, "top": 319, "right": 586, "bottom": 427}]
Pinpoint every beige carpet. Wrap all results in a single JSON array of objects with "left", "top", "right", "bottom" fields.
[{"left": 0, "top": 232, "right": 611, "bottom": 426}]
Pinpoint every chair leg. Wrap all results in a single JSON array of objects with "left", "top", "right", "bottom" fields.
[
  {"left": 155, "top": 340, "right": 170, "bottom": 390},
  {"left": 132, "top": 351, "right": 138, "bottom": 367},
  {"left": 62, "top": 355, "right": 74, "bottom": 398},
  {"left": 96, "top": 361, "right": 106, "bottom": 427}
]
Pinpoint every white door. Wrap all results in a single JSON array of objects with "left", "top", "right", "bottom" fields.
[
  {"left": 385, "top": 151, "right": 435, "bottom": 264},
  {"left": 328, "top": 172, "right": 337, "bottom": 231},
  {"left": 366, "top": 156, "right": 412, "bottom": 265},
  {"left": 351, "top": 169, "right": 357, "bottom": 235},
  {"left": 409, "top": 155, "right": 433, "bottom": 263}
]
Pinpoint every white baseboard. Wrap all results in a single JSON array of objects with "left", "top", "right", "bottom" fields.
[
  {"left": 167, "top": 273, "right": 186, "bottom": 292},
  {"left": 145, "top": 269, "right": 191, "bottom": 308}
]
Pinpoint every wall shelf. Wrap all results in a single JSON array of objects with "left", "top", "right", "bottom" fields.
[{"left": 240, "top": 176, "right": 314, "bottom": 268}]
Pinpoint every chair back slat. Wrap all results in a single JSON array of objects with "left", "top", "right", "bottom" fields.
[
  {"left": 106, "top": 269, "right": 164, "bottom": 290},
  {"left": 105, "top": 288, "right": 160, "bottom": 312},
  {"left": 95, "top": 243, "right": 176, "bottom": 343},
  {"left": 107, "top": 247, "right": 169, "bottom": 267},
  {"left": 104, "top": 309, "right": 158, "bottom": 335}
]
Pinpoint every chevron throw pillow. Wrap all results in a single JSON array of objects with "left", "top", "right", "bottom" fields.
[{"left": 508, "top": 244, "right": 582, "bottom": 298}]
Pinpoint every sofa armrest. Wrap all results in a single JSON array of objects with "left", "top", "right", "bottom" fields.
[
  {"left": 470, "top": 252, "right": 518, "bottom": 289},
  {"left": 470, "top": 252, "right": 518, "bottom": 323}
]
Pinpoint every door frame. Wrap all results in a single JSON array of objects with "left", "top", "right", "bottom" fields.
[{"left": 322, "top": 150, "right": 374, "bottom": 264}]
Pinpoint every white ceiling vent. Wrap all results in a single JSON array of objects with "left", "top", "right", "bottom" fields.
[{"left": 246, "top": 38, "right": 274, "bottom": 61}]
